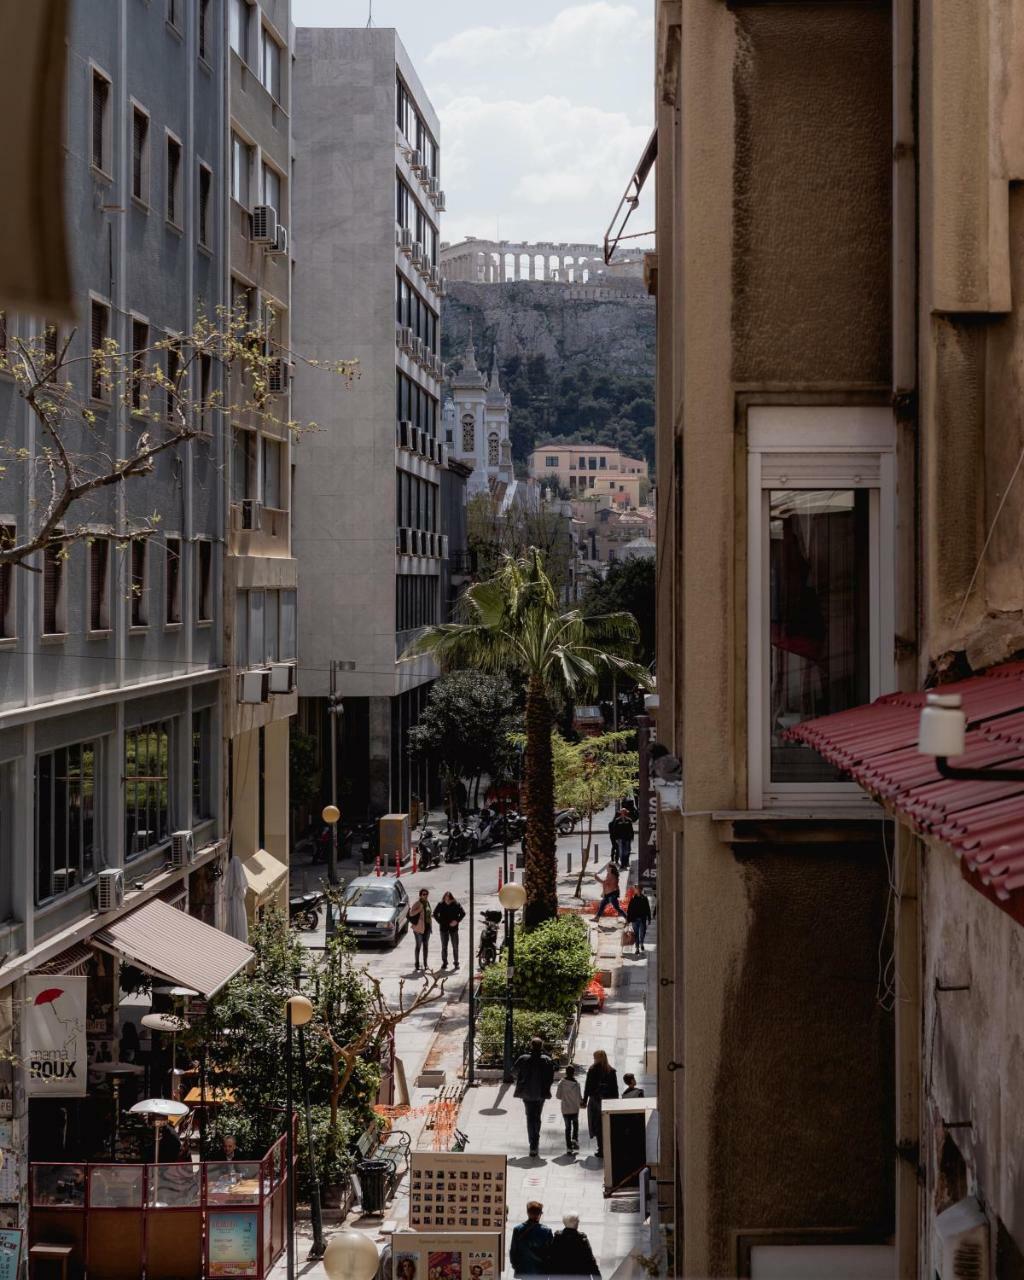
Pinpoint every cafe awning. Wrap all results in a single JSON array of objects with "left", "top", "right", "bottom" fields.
[
  {"left": 240, "top": 848, "right": 289, "bottom": 914},
  {"left": 94, "top": 898, "right": 254, "bottom": 999}
]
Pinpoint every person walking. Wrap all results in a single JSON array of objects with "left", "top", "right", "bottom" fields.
[
  {"left": 433, "top": 891, "right": 466, "bottom": 970},
  {"left": 548, "top": 1214, "right": 601, "bottom": 1277},
  {"left": 555, "top": 1063, "right": 582, "bottom": 1154},
  {"left": 512, "top": 1036, "right": 555, "bottom": 1158},
  {"left": 509, "top": 1201, "right": 553, "bottom": 1275},
  {"left": 608, "top": 808, "right": 635, "bottom": 870},
  {"left": 626, "top": 888, "right": 652, "bottom": 956},
  {"left": 582, "top": 1049, "right": 619, "bottom": 1158},
  {"left": 621, "top": 1073, "right": 644, "bottom": 1098},
  {"left": 408, "top": 888, "right": 432, "bottom": 971},
  {"left": 593, "top": 864, "right": 627, "bottom": 922}
]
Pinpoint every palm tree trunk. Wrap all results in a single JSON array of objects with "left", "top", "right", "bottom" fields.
[{"left": 523, "top": 675, "right": 557, "bottom": 927}]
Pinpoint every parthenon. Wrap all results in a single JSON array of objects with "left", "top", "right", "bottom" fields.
[{"left": 440, "top": 237, "right": 645, "bottom": 285}]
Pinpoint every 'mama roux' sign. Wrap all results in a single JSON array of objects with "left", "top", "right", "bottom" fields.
[{"left": 24, "top": 975, "right": 87, "bottom": 1097}]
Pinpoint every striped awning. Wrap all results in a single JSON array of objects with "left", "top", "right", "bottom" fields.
[
  {"left": 33, "top": 942, "right": 94, "bottom": 976},
  {"left": 94, "top": 898, "right": 253, "bottom": 999}
]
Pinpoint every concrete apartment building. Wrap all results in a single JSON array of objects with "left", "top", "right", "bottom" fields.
[
  {"left": 0, "top": 0, "right": 244, "bottom": 1212},
  {"left": 651, "top": 1, "right": 1024, "bottom": 1275},
  {"left": 292, "top": 27, "right": 445, "bottom": 817},
  {"left": 528, "top": 442, "right": 646, "bottom": 505},
  {"left": 224, "top": 0, "right": 297, "bottom": 917}
]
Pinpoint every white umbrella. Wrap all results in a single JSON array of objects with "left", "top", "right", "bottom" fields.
[
  {"left": 142, "top": 1013, "right": 190, "bottom": 1099},
  {"left": 129, "top": 1098, "right": 189, "bottom": 1164},
  {"left": 225, "top": 856, "right": 249, "bottom": 943}
]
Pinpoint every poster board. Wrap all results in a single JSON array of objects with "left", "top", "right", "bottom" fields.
[
  {"left": 392, "top": 1230, "right": 503, "bottom": 1280},
  {"left": 408, "top": 1153, "right": 507, "bottom": 1234},
  {"left": 0, "top": 1230, "right": 20, "bottom": 1280},
  {"left": 207, "top": 1210, "right": 259, "bottom": 1278},
  {"left": 24, "top": 975, "right": 87, "bottom": 1097}
]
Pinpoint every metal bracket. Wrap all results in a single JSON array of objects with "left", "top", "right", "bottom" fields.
[{"left": 666, "top": 1061, "right": 683, "bottom": 1072}]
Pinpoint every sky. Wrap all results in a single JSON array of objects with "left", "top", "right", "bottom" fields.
[{"left": 292, "top": 1, "right": 655, "bottom": 250}]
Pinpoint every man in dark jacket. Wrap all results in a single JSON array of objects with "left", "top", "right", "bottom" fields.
[
  {"left": 608, "top": 809, "right": 635, "bottom": 870},
  {"left": 513, "top": 1036, "right": 555, "bottom": 1157},
  {"left": 432, "top": 892, "right": 466, "bottom": 969},
  {"left": 548, "top": 1213, "right": 601, "bottom": 1277},
  {"left": 626, "top": 889, "right": 652, "bottom": 956},
  {"left": 509, "top": 1201, "right": 553, "bottom": 1275}
]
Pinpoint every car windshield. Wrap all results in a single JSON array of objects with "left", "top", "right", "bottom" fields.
[{"left": 344, "top": 885, "right": 396, "bottom": 908}]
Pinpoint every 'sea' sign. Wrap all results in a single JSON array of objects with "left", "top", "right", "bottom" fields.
[{"left": 24, "top": 976, "right": 87, "bottom": 1097}]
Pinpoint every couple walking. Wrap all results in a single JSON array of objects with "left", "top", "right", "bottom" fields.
[
  {"left": 510, "top": 1202, "right": 601, "bottom": 1277},
  {"left": 407, "top": 888, "right": 465, "bottom": 970},
  {"left": 513, "top": 1040, "right": 636, "bottom": 1159},
  {"left": 594, "top": 867, "right": 652, "bottom": 954}
]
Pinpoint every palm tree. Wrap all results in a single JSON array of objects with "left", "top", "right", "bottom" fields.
[{"left": 404, "top": 549, "right": 649, "bottom": 927}]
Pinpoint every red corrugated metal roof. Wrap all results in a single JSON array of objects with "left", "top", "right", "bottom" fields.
[{"left": 788, "top": 662, "right": 1024, "bottom": 911}]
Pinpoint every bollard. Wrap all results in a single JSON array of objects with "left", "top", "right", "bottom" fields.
[
  {"left": 498, "top": 869, "right": 503, "bottom": 892},
  {"left": 567, "top": 850, "right": 573, "bottom": 874},
  {"left": 509, "top": 866, "right": 515, "bottom": 883},
  {"left": 374, "top": 855, "right": 381, "bottom": 878},
  {"left": 412, "top": 846, "right": 418, "bottom": 874},
  {"left": 395, "top": 851, "right": 401, "bottom": 878}
]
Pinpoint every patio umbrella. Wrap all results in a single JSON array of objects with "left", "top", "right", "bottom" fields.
[
  {"left": 225, "top": 856, "right": 249, "bottom": 943},
  {"left": 142, "top": 1013, "right": 190, "bottom": 1100},
  {"left": 129, "top": 1098, "right": 189, "bottom": 1165}
]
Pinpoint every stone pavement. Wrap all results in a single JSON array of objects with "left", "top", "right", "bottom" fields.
[{"left": 274, "top": 807, "right": 655, "bottom": 1279}]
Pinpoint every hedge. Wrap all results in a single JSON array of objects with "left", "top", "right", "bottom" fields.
[
  {"left": 480, "top": 912, "right": 593, "bottom": 1015},
  {"left": 477, "top": 1006, "right": 569, "bottom": 1062}
]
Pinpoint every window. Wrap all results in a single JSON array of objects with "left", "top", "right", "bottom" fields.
[
  {"left": 234, "top": 589, "right": 248, "bottom": 666},
  {"left": 198, "top": 163, "right": 212, "bottom": 246},
  {"left": 261, "top": 436, "right": 282, "bottom": 509},
  {"left": 198, "top": 0, "right": 211, "bottom": 60},
  {"left": 42, "top": 545, "right": 65, "bottom": 635},
  {"left": 488, "top": 433, "right": 499, "bottom": 466},
  {"left": 260, "top": 26, "right": 282, "bottom": 100},
  {"left": 230, "top": 132, "right": 252, "bottom": 207},
  {"left": 91, "top": 70, "right": 111, "bottom": 173},
  {"left": 545, "top": 456, "right": 559, "bottom": 468},
  {"left": 396, "top": 176, "right": 409, "bottom": 229},
  {"left": 132, "top": 105, "right": 150, "bottom": 204},
  {"left": 247, "top": 590, "right": 265, "bottom": 668},
  {"left": 196, "top": 540, "right": 213, "bottom": 622},
  {"left": 130, "top": 319, "right": 148, "bottom": 411},
  {"left": 0, "top": 525, "right": 14, "bottom": 639},
  {"left": 461, "top": 413, "right": 474, "bottom": 452},
  {"left": 261, "top": 162, "right": 281, "bottom": 217},
  {"left": 90, "top": 300, "right": 110, "bottom": 400},
  {"left": 166, "top": 134, "right": 182, "bottom": 225},
  {"left": 43, "top": 324, "right": 58, "bottom": 366},
  {"left": 130, "top": 538, "right": 148, "bottom": 626},
  {"left": 747, "top": 407, "right": 895, "bottom": 807},
  {"left": 165, "top": 537, "right": 182, "bottom": 624},
  {"left": 124, "top": 721, "right": 172, "bottom": 856},
  {"left": 599, "top": 456, "right": 607, "bottom": 469},
  {"left": 166, "top": 344, "right": 180, "bottom": 423},
  {"left": 265, "top": 589, "right": 279, "bottom": 661},
  {"left": 166, "top": 0, "right": 180, "bottom": 28},
  {"left": 197, "top": 352, "right": 213, "bottom": 433},
  {"left": 589, "top": 457, "right": 597, "bottom": 470},
  {"left": 89, "top": 538, "right": 110, "bottom": 632},
  {"left": 229, "top": 0, "right": 251, "bottom": 61},
  {"left": 279, "top": 589, "right": 296, "bottom": 659},
  {"left": 232, "top": 428, "right": 257, "bottom": 502},
  {"left": 35, "top": 741, "right": 96, "bottom": 903},
  {"left": 192, "top": 709, "right": 212, "bottom": 822}
]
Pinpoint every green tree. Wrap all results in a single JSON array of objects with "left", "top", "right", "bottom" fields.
[
  {"left": 407, "top": 671, "right": 520, "bottom": 813},
  {"left": 405, "top": 549, "right": 648, "bottom": 927},
  {"left": 580, "top": 556, "right": 656, "bottom": 668},
  {"left": 549, "top": 730, "right": 639, "bottom": 895}
]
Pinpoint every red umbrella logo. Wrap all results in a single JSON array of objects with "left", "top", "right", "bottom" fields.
[{"left": 34, "top": 987, "right": 65, "bottom": 1032}]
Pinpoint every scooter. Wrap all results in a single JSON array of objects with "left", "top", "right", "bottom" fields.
[
  {"left": 555, "top": 808, "right": 579, "bottom": 837},
  {"left": 417, "top": 828, "right": 441, "bottom": 870},
  {"left": 444, "top": 822, "right": 477, "bottom": 863},
  {"left": 289, "top": 892, "right": 324, "bottom": 931},
  {"left": 477, "top": 909, "right": 502, "bottom": 968}
]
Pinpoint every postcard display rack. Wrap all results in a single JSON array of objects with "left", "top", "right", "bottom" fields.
[{"left": 393, "top": 1152, "right": 508, "bottom": 1280}]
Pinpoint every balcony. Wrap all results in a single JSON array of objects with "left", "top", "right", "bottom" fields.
[{"left": 229, "top": 502, "right": 289, "bottom": 557}]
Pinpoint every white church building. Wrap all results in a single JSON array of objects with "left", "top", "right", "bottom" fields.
[{"left": 442, "top": 336, "right": 521, "bottom": 501}]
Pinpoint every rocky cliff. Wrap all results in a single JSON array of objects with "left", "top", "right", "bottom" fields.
[{"left": 441, "top": 280, "right": 656, "bottom": 469}]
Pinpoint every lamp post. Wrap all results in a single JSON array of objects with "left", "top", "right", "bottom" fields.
[
  {"left": 285, "top": 994, "right": 314, "bottom": 1280},
  {"left": 322, "top": 1226, "right": 380, "bottom": 1280},
  {"left": 498, "top": 881, "right": 527, "bottom": 1083}
]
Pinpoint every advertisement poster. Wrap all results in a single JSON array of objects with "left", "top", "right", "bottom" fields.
[
  {"left": 0, "top": 1230, "right": 21, "bottom": 1280},
  {"left": 408, "top": 1153, "right": 507, "bottom": 1233},
  {"left": 208, "top": 1211, "right": 259, "bottom": 1278},
  {"left": 392, "top": 1233, "right": 503, "bottom": 1280},
  {"left": 24, "top": 975, "right": 87, "bottom": 1097},
  {"left": 0, "top": 1124, "right": 18, "bottom": 1203}
]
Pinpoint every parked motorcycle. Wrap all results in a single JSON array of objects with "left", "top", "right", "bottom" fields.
[
  {"left": 289, "top": 891, "right": 324, "bottom": 931},
  {"left": 477, "top": 909, "right": 502, "bottom": 968},
  {"left": 443, "top": 822, "right": 477, "bottom": 863},
  {"left": 417, "top": 827, "right": 441, "bottom": 870},
  {"left": 555, "top": 808, "right": 579, "bottom": 837}
]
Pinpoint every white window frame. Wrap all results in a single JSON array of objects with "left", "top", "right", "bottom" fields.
[
  {"left": 230, "top": 131, "right": 253, "bottom": 208},
  {"left": 746, "top": 406, "right": 895, "bottom": 810},
  {"left": 165, "top": 129, "right": 184, "bottom": 228},
  {"left": 130, "top": 100, "right": 151, "bottom": 209}
]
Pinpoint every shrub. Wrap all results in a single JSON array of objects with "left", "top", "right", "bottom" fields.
[
  {"left": 480, "top": 913, "right": 593, "bottom": 1015},
  {"left": 477, "top": 1006, "right": 569, "bottom": 1062}
]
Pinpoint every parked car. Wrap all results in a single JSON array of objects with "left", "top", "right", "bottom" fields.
[
  {"left": 572, "top": 705, "right": 605, "bottom": 737},
  {"left": 339, "top": 876, "right": 409, "bottom": 947}
]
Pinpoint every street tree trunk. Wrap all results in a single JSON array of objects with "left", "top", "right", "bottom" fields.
[{"left": 523, "top": 675, "right": 557, "bottom": 927}]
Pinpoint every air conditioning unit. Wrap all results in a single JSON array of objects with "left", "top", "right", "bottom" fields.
[
  {"left": 171, "top": 830, "right": 196, "bottom": 868},
  {"left": 97, "top": 868, "right": 125, "bottom": 912},
  {"left": 52, "top": 868, "right": 78, "bottom": 895},
  {"left": 408, "top": 148, "right": 423, "bottom": 172},
  {"left": 412, "top": 336, "right": 424, "bottom": 363},
  {"left": 265, "top": 224, "right": 288, "bottom": 256},
  {"left": 251, "top": 204, "right": 277, "bottom": 244},
  {"left": 429, "top": 176, "right": 440, "bottom": 199},
  {"left": 436, "top": 191, "right": 446, "bottom": 212},
  {"left": 241, "top": 498, "right": 263, "bottom": 531},
  {"left": 269, "top": 662, "right": 296, "bottom": 694},
  {"left": 429, "top": 266, "right": 441, "bottom": 290},
  {"left": 399, "top": 226, "right": 414, "bottom": 254},
  {"left": 411, "top": 241, "right": 424, "bottom": 267},
  {"left": 439, "top": 534, "right": 449, "bottom": 558},
  {"left": 267, "top": 357, "right": 290, "bottom": 395},
  {"left": 935, "top": 1198, "right": 989, "bottom": 1280},
  {"left": 399, "top": 326, "right": 414, "bottom": 353},
  {"left": 398, "top": 527, "right": 410, "bottom": 554},
  {"left": 238, "top": 669, "right": 270, "bottom": 703}
]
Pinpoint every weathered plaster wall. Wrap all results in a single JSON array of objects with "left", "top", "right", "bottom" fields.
[{"left": 731, "top": 3, "right": 892, "bottom": 387}]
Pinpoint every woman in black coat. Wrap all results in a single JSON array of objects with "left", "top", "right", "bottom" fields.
[{"left": 581, "top": 1049, "right": 618, "bottom": 1158}]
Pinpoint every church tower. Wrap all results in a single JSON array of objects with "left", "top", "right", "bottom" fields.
[{"left": 444, "top": 333, "right": 515, "bottom": 495}]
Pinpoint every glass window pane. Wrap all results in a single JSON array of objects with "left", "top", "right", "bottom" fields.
[
  {"left": 248, "top": 591, "right": 265, "bottom": 669},
  {"left": 768, "top": 488, "right": 871, "bottom": 783},
  {"left": 280, "top": 590, "right": 296, "bottom": 660},
  {"left": 265, "top": 590, "right": 279, "bottom": 662}
]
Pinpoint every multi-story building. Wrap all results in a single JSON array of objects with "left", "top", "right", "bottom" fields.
[
  {"left": 528, "top": 443, "right": 646, "bottom": 505},
  {"left": 224, "top": 0, "right": 296, "bottom": 918},
  {"left": 292, "top": 27, "right": 444, "bottom": 817},
  {"left": 651, "top": 0, "right": 1024, "bottom": 1274},
  {"left": 0, "top": 0, "right": 259, "bottom": 1213}
]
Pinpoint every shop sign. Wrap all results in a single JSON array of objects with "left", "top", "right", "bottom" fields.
[
  {"left": 408, "top": 1153, "right": 507, "bottom": 1233},
  {"left": 208, "top": 1210, "right": 259, "bottom": 1278},
  {"left": 0, "top": 1229, "right": 21, "bottom": 1280},
  {"left": 392, "top": 1231, "right": 503, "bottom": 1280},
  {"left": 24, "top": 975, "right": 87, "bottom": 1097}
]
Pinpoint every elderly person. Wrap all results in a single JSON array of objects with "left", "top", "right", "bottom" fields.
[{"left": 548, "top": 1213, "right": 601, "bottom": 1277}]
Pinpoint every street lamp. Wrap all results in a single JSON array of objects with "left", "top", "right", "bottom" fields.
[
  {"left": 322, "top": 1227, "right": 380, "bottom": 1280},
  {"left": 285, "top": 994, "right": 314, "bottom": 1280},
  {"left": 498, "top": 881, "right": 527, "bottom": 1083}
]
